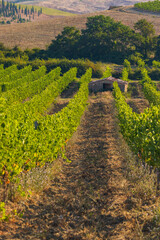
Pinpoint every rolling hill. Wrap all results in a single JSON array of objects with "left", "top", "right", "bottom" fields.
[
  {"left": 8, "top": 0, "right": 156, "bottom": 14},
  {"left": 0, "top": 5, "right": 160, "bottom": 50}
]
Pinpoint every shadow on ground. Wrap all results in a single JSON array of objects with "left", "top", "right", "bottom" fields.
[{"left": 0, "top": 92, "right": 128, "bottom": 240}]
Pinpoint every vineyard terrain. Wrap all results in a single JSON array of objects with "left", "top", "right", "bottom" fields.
[{"left": 0, "top": 85, "right": 158, "bottom": 239}]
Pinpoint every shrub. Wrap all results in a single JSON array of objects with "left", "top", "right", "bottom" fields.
[
  {"left": 122, "top": 67, "right": 129, "bottom": 81},
  {"left": 102, "top": 66, "right": 112, "bottom": 78}
]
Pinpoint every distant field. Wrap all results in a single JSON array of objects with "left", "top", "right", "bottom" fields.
[
  {"left": 10, "top": 0, "right": 157, "bottom": 14},
  {"left": 134, "top": 0, "right": 160, "bottom": 13},
  {"left": 0, "top": 6, "right": 160, "bottom": 50},
  {"left": 15, "top": 3, "right": 75, "bottom": 16}
]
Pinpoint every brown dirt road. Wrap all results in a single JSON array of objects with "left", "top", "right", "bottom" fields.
[{"left": 0, "top": 92, "right": 140, "bottom": 239}]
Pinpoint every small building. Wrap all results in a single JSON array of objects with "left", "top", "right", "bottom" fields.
[{"left": 89, "top": 77, "right": 128, "bottom": 93}]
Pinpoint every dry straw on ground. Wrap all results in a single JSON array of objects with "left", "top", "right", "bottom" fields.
[{"left": 0, "top": 85, "right": 159, "bottom": 239}]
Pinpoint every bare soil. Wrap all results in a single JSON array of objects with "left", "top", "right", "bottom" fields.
[
  {"left": 18, "top": 1, "right": 157, "bottom": 14},
  {"left": 0, "top": 91, "right": 140, "bottom": 239},
  {"left": 0, "top": 89, "right": 159, "bottom": 239},
  {"left": 127, "top": 98, "right": 149, "bottom": 113},
  {"left": 0, "top": 13, "right": 49, "bottom": 25},
  {"left": 47, "top": 80, "right": 80, "bottom": 115},
  {"left": 156, "top": 82, "right": 160, "bottom": 91},
  {"left": 124, "top": 5, "right": 160, "bottom": 17},
  {"left": 60, "top": 81, "right": 80, "bottom": 99},
  {"left": 127, "top": 82, "right": 149, "bottom": 113}
]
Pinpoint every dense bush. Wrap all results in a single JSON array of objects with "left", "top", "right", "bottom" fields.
[
  {"left": 34, "top": 59, "right": 103, "bottom": 78},
  {"left": 135, "top": 0, "right": 160, "bottom": 12},
  {"left": 0, "top": 57, "right": 103, "bottom": 78}
]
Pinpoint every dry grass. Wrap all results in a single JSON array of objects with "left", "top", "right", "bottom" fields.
[
  {"left": 0, "top": 91, "right": 159, "bottom": 239},
  {"left": 126, "top": 82, "right": 150, "bottom": 113},
  {"left": 0, "top": 160, "right": 62, "bottom": 203},
  {"left": 47, "top": 80, "right": 80, "bottom": 115},
  {"left": 15, "top": 4, "right": 75, "bottom": 16},
  {"left": 0, "top": 7, "right": 160, "bottom": 49},
  {"left": 0, "top": 86, "right": 159, "bottom": 239},
  {"left": 123, "top": 80, "right": 160, "bottom": 239}
]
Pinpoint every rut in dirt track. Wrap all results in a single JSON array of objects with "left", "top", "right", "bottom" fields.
[{"left": 0, "top": 92, "right": 134, "bottom": 240}]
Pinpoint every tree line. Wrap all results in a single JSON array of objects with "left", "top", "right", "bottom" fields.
[
  {"left": 47, "top": 15, "right": 158, "bottom": 63},
  {"left": 0, "top": 0, "right": 42, "bottom": 24},
  {"left": 1, "top": 15, "right": 160, "bottom": 64}
]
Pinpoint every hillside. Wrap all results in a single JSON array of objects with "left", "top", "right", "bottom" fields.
[
  {"left": 10, "top": 0, "right": 156, "bottom": 14},
  {"left": 0, "top": 6, "right": 160, "bottom": 50}
]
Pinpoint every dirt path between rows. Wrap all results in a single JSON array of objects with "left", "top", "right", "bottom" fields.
[
  {"left": 127, "top": 82, "right": 149, "bottom": 113},
  {"left": 47, "top": 81, "right": 80, "bottom": 115},
  {"left": 0, "top": 92, "right": 138, "bottom": 240}
]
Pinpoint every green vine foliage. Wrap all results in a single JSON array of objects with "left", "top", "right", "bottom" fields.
[
  {"left": 0, "top": 66, "right": 92, "bottom": 190},
  {"left": 143, "top": 82, "right": 160, "bottom": 106},
  {"left": 123, "top": 59, "right": 132, "bottom": 74},
  {"left": 113, "top": 81, "right": 160, "bottom": 167},
  {"left": 0, "top": 202, "right": 10, "bottom": 221},
  {"left": 102, "top": 66, "right": 112, "bottom": 78},
  {"left": 122, "top": 67, "right": 129, "bottom": 81},
  {"left": 0, "top": 66, "right": 46, "bottom": 95}
]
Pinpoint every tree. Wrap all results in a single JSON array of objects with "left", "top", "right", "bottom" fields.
[
  {"left": 2, "top": 0, "right": 5, "bottom": 10},
  {"left": 47, "top": 27, "right": 80, "bottom": 59},
  {"left": 134, "top": 19, "right": 155, "bottom": 38},
  {"left": 134, "top": 19, "right": 157, "bottom": 58},
  {"left": 46, "top": 15, "right": 157, "bottom": 62},
  {"left": 155, "top": 35, "right": 160, "bottom": 60},
  {"left": 79, "top": 15, "right": 135, "bottom": 63},
  {"left": 31, "top": 6, "right": 34, "bottom": 14},
  {"left": 25, "top": 7, "right": 28, "bottom": 16}
]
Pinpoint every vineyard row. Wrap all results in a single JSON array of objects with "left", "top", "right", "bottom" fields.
[{"left": 0, "top": 68, "right": 92, "bottom": 189}]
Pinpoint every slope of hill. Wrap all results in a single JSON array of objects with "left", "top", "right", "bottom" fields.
[
  {"left": 0, "top": 6, "right": 160, "bottom": 50},
  {"left": 14, "top": 4, "right": 75, "bottom": 16},
  {"left": 11, "top": 0, "right": 156, "bottom": 14}
]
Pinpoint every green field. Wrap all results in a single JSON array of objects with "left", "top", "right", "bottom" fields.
[
  {"left": 134, "top": 0, "right": 160, "bottom": 13},
  {"left": 15, "top": 3, "right": 75, "bottom": 16},
  {"left": 0, "top": 0, "right": 75, "bottom": 16}
]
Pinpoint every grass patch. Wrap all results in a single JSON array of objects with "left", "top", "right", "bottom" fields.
[
  {"left": 15, "top": 3, "right": 75, "bottom": 16},
  {"left": 0, "top": 160, "right": 62, "bottom": 203}
]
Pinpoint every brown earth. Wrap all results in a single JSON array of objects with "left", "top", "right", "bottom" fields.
[
  {"left": 127, "top": 98, "right": 149, "bottom": 113},
  {"left": 127, "top": 82, "right": 150, "bottom": 113},
  {"left": 12, "top": 1, "right": 156, "bottom": 14},
  {"left": 47, "top": 80, "right": 80, "bottom": 115},
  {"left": 0, "top": 6, "right": 160, "bottom": 49},
  {"left": 157, "top": 82, "right": 160, "bottom": 91},
  {"left": 0, "top": 13, "right": 50, "bottom": 25},
  {"left": 0, "top": 87, "right": 159, "bottom": 239},
  {"left": 0, "top": 91, "right": 144, "bottom": 240}
]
